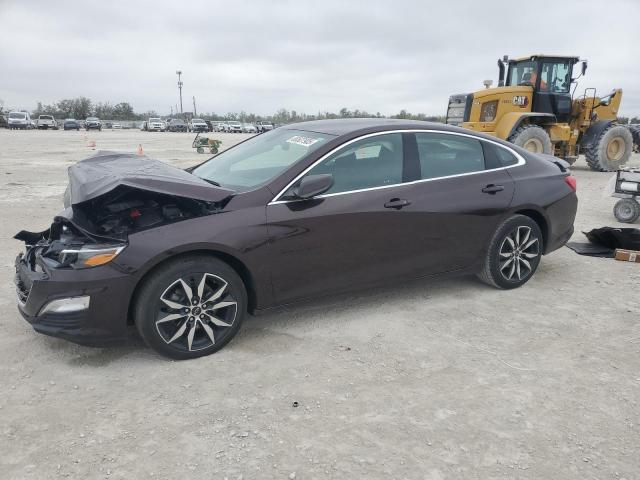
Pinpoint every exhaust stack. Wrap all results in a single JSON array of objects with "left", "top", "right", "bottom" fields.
[{"left": 497, "top": 55, "right": 508, "bottom": 87}]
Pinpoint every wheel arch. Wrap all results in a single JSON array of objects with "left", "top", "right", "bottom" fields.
[
  {"left": 512, "top": 208, "right": 550, "bottom": 253},
  {"left": 579, "top": 120, "right": 614, "bottom": 148},
  {"left": 126, "top": 248, "right": 259, "bottom": 325},
  {"left": 496, "top": 112, "right": 557, "bottom": 140}
]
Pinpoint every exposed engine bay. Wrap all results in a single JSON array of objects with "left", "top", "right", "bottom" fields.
[
  {"left": 69, "top": 185, "right": 227, "bottom": 240},
  {"left": 15, "top": 151, "right": 234, "bottom": 270},
  {"left": 15, "top": 187, "right": 228, "bottom": 270}
]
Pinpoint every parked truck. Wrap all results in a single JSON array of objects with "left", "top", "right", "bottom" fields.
[{"left": 36, "top": 115, "right": 58, "bottom": 130}]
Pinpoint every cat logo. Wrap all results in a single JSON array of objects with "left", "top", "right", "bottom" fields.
[{"left": 512, "top": 96, "right": 529, "bottom": 107}]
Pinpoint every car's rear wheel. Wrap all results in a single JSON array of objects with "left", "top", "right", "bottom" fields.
[
  {"left": 478, "top": 215, "right": 543, "bottom": 289},
  {"left": 134, "top": 255, "right": 246, "bottom": 359}
]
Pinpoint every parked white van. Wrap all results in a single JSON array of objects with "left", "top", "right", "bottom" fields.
[{"left": 8, "top": 111, "right": 32, "bottom": 130}]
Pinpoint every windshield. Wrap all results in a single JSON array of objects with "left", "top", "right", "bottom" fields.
[
  {"left": 149, "top": 118, "right": 161, "bottom": 122},
  {"left": 9, "top": 112, "right": 26, "bottom": 119},
  {"left": 87, "top": 117, "right": 98, "bottom": 121},
  {"left": 172, "top": 119, "right": 184, "bottom": 124},
  {"left": 193, "top": 119, "right": 204, "bottom": 123},
  {"left": 192, "top": 128, "right": 333, "bottom": 192},
  {"left": 39, "top": 115, "right": 53, "bottom": 120},
  {"left": 228, "top": 121, "right": 241, "bottom": 126}
]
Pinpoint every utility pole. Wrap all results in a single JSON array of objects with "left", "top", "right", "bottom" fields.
[
  {"left": 176, "top": 70, "right": 183, "bottom": 115},
  {"left": 193, "top": 96, "right": 197, "bottom": 116}
]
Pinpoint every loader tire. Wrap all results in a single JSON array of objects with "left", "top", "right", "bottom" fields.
[
  {"left": 584, "top": 124, "right": 633, "bottom": 172},
  {"left": 627, "top": 124, "right": 640, "bottom": 152},
  {"left": 508, "top": 125, "right": 553, "bottom": 154}
]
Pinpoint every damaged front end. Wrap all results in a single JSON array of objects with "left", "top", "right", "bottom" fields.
[
  {"left": 14, "top": 152, "right": 235, "bottom": 343},
  {"left": 16, "top": 151, "right": 234, "bottom": 271},
  {"left": 15, "top": 186, "right": 228, "bottom": 271}
]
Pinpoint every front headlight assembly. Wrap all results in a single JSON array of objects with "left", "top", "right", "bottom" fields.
[
  {"left": 57, "top": 244, "right": 126, "bottom": 269},
  {"left": 479, "top": 100, "right": 499, "bottom": 122}
]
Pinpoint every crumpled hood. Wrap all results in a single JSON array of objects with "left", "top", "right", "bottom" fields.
[{"left": 64, "top": 151, "right": 234, "bottom": 207}]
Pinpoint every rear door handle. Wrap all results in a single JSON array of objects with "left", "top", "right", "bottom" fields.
[
  {"left": 482, "top": 184, "right": 505, "bottom": 194},
  {"left": 384, "top": 198, "right": 411, "bottom": 209}
]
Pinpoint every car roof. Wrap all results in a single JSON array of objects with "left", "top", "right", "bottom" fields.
[
  {"left": 281, "top": 118, "right": 525, "bottom": 152},
  {"left": 283, "top": 118, "right": 445, "bottom": 136}
]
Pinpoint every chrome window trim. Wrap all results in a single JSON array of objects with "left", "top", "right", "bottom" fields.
[{"left": 268, "top": 129, "right": 526, "bottom": 205}]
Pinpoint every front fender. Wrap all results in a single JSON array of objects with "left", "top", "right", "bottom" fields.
[
  {"left": 113, "top": 207, "right": 272, "bottom": 310},
  {"left": 495, "top": 112, "right": 557, "bottom": 139}
]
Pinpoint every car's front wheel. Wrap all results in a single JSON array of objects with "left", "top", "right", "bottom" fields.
[
  {"left": 134, "top": 255, "right": 246, "bottom": 359},
  {"left": 478, "top": 214, "right": 543, "bottom": 289}
]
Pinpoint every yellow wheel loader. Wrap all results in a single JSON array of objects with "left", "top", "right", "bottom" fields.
[{"left": 446, "top": 54, "right": 632, "bottom": 171}]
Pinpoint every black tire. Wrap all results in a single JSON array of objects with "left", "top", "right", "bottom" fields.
[
  {"left": 627, "top": 125, "right": 640, "bottom": 152},
  {"left": 477, "top": 215, "right": 543, "bottom": 289},
  {"left": 585, "top": 124, "right": 633, "bottom": 172},
  {"left": 613, "top": 198, "right": 640, "bottom": 223},
  {"left": 134, "top": 255, "right": 246, "bottom": 359},
  {"left": 508, "top": 124, "right": 553, "bottom": 154}
]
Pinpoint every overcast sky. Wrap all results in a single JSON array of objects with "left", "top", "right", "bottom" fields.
[{"left": 1, "top": 0, "right": 639, "bottom": 117}]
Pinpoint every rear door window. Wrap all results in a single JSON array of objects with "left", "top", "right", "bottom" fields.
[{"left": 415, "top": 132, "right": 485, "bottom": 179}]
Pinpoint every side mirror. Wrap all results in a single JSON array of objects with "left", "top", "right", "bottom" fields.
[
  {"left": 293, "top": 174, "right": 334, "bottom": 199},
  {"left": 581, "top": 61, "right": 587, "bottom": 76}
]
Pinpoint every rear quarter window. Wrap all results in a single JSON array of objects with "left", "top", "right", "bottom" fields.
[{"left": 482, "top": 141, "right": 520, "bottom": 167}]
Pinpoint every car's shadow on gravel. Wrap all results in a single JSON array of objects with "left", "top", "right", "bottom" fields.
[
  {"left": 235, "top": 274, "right": 484, "bottom": 352},
  {"left": 43, "top": 335, "right": 148, "bottom": 366},
  {"left": 48, "top": 273, "right": 487, "bottom": 365}
]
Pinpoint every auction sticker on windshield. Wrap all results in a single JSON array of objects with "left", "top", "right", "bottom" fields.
[{"left": 286, "top": 135, "right": 321, "bottom": 147}]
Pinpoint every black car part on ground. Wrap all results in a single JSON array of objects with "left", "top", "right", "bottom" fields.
[
  {"left": 584, "top": 227, "right": 640, "bottom": 251},
  {"left": 567, "top": 227, "right": 640, "bottom": 257}
]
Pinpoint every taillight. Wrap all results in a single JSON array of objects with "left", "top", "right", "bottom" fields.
[{"left": 564, "top": 175, "right": 577, "bottom": 192}]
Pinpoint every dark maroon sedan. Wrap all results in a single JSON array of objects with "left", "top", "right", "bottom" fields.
[{"left": 14, "top": 119, "right": 577, "bottom": 359}]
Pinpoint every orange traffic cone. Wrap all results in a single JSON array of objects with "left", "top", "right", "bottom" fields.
[{"left": 136, "top": 144, "right": 144, "bottom": 156}]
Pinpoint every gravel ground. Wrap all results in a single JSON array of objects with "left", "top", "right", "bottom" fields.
[{"left": 0, "top": 128, "right": 639, "bottom": 480}]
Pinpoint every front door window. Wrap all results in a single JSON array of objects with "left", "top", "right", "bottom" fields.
[{"left": 289, "top": 133, "right": 404, "bottom": 196}]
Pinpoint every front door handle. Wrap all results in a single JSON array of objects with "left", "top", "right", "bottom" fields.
[
  {"left": 482, "top": 184, "right": 505, "bottom": 194},
  {"left": 384, "top": 198, "right": 411, "bottom": 209}
]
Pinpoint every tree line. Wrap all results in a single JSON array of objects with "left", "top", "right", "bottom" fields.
[
  {"left": 10, "top": 96, "right": 640, "bottom": 124},
  {"left": 7, "top": 97, "right": 446, "bottom": 123},
  {"left": 31, "top": 98, "right": 140, "bottom": 121}
]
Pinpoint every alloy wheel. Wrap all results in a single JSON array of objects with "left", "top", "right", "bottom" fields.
[
  {"left": 498, "top": 226, "right": 540, "bottom": 281},
  {"left": 155, "top": 273, "right": 237, "bottom": 352}
]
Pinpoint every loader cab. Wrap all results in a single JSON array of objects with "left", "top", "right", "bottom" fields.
[{"left": 505, "top": 55, "right": 579, "bottom": 123}]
